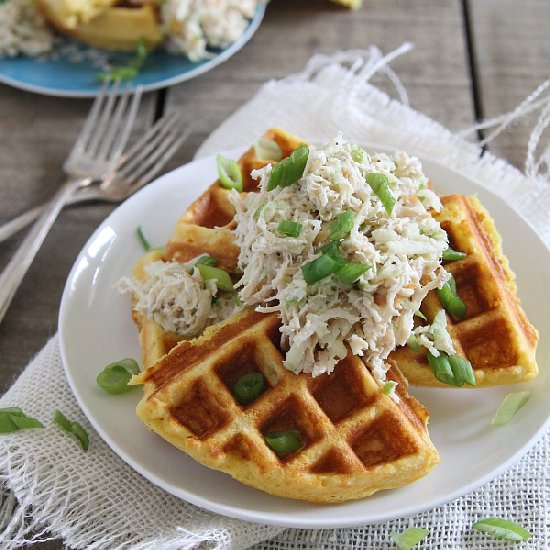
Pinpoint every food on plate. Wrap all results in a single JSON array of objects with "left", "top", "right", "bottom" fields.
[
  {"left": 131, "top": 309, "right": 439, "bottom": 503},
  {"left": 0, "top": 0, "right": 260, "bottom": 60},
  {"left": 390, "top": 194, "right": 539, "bottom": 386},
  {"left": 119, "top": 128, "right": 538, "bottom": 502}
]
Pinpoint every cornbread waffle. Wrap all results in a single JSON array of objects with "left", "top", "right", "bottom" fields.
[
  {"left": 390, "top": 194, "right": 539, "bottom": 387},
  {"left": 132, "top": 309, "right": 439, "bottom": 503},
  {"left": 37, "top": 0, "right": 163, "bottom": 51}
]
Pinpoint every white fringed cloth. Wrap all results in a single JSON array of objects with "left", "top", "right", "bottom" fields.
[{"left": 1, "top": 45, "right": 549, "bottom": 549}]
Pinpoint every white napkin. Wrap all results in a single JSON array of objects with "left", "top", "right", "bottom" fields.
[{"left": 1, "top": 45, "right": 549, "bottom": 549}]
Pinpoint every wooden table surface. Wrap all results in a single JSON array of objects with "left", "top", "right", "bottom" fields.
[{"left": 0, "top": 1, "right": 547, "bottom": 548}]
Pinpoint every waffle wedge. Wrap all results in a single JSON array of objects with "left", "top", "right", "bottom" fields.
[
  {"left": 132, "top": 309, "right": 439, "bottom": 503},
  {"left": 390, "top": 194, "right": 539, "bottom": 387}
]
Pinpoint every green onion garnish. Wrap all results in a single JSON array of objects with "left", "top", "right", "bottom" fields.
[
  {"left": 136, "top": 226, "right": 151, "bottom": 251},
  {"left": 365, "top": 172, "right": 396, "bottom": 215},
  {"left": 254, "top": 137, "right": 283, "bottom": 161},
  {"left": 320, "top": 240, "right": 345, "bottom": 262},
  {"left": 0, "top": 407, "right": 44, "bottom": 434},
  {"left": 233, "top": 372, "right": 265, "bottom": 405},
  {"left": 277, "top": 220, "right": 302, "bottom": 238},
  {"left": 329, "top": 210, "right": 355, "bottom": 241},
  {"left": 389, "top": 527, "right": 429, "bottom": 550},
  {"left": 54, "top": 410, "right": 89, "bottom": 451},
  {"left": 197, "top": 263, "right": 234, "bottom": 292},
  {"left": 196, "top": 255, "right": 219, "bottom": 267},
  {"left": 351, "top": 144, "right": 366, "bottom": 163},
  {"left": 266, "top": 145, "right": 309, "bottom": 191},
  {"left": 336, "top": 261, "right": 371, "bottom": 284},
  {"left": 473, "top": 518, "right": 531, "bottom": 541},
  {"left": 99, "top": 38, "right": 149, "bottom": 82},
  {"left": 414, "top": 310, "right": 427, "bottom": 321},
  {"left": 302, "top": 254, "right": 341, "bottom": 285},
  {"left": 427, "top": 352, "right": 475, "bottom": 386},
  {"left": 442, "top": 247, "right": 467, "bottom": 262},
  {"left": 217, "top": 154, "right": 243, "bottom": 192},
  {"left": 406, "top": 334, "right": 420, "bottom": 353},
  {"left": 97, "top": 358, "right": 140, "bottom": 395},
  {"left": 491, "top": 391, "right": 530, "bottom": 426},
  {"left": 264, "top": 429, "right": 302, "bottom": 454},
  {"left": 383, "top": 381, "right": 397, "bottom": 395},
  {"left": 437, "top": 276, "right": 466, "bottom": 319},
  {"left": 448, "top": 355, "right": 476, "bottom": 386}
]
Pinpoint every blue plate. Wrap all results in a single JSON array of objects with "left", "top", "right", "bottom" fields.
[{"left": 0, "top": 4, "right": 265, "bottom": 97}]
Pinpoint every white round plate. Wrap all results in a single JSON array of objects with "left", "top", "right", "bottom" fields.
[{"left": 59, "top": 148, "right": 550, "bottom": 528}]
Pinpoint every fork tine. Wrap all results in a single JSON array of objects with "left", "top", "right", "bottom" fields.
[
  {"left": 64, "top": 81, "right": 110, "bottom": 171},
  {"left": 95, "top": 83, "right": 131, "bottom": 164},
  {"left": 124, "top": 125, "right": 181, "bottom": 181},
  {"left": 118, "top": 113, "right": 183, "bottom": 177},
  {"left": 84, "top": 80, "right": 121, "bottom": 159},
  {"left": 131, "top": 130, "right": 191, "bottom": 190},
  {"left": 107, "top": 84, "right": 143, "bottom": 166}
]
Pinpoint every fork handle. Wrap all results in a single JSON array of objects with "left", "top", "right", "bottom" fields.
[{"left": 0, "top": 179, "right": 84, "bottom": 324}]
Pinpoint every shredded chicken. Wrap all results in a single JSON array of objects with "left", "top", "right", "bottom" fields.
[
  {"left": 231, "top": 135, "right": 451, "bottom": 382},
  {"left": 117, "top": 257, "right": 241, "bottom": 338},
  {"left": 163, "top": 0, "right": 258, "bottom": 62}
]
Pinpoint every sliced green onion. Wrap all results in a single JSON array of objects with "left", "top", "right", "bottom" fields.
[
  {"left": 0, "top": 413, "right": 17, "bottom": 433},
  {"left": 0, "top": 407, "right": 24, "bottom": 415},
  {"left": 448, "top": 355, "right": 476, "bottom": 386},
  {"left": 428, "top": 352, "right": 475, "bottom": 386},
  {"left": 365, "top": 172, "right": 396, "bottom": 215},
  {"left": 329, "top": 210, "right": 355, "bottom": 241},
  {"left": 0, "top": 408, "right": 44, "bottom": 434},
  {"left": 427, "top": 352, "right": 455, "bottom": 386},
  {"left": 320, "top": 240, "right": 345, "bottom": 262},
  {"left": 407, "top": 334, "right": 420, "bottom": 353},
  {"left": 136, "top": 226, "right": 151, "bottom": 251},
  {"left": 11, "top": 416, "right": 44, "bottom": 430},
  {"left": 442, "top": 247, "right": 467, "bottom": 262},
  {"left": 491, "top": 391, "right": 530, "bottom": 426},
  {"left": 266, "top": 145, "right": 309, "bottom": 191},
  {"left": 351, "top": 144, "right": 366, "bottom": 163},
  {"left": 217, "top": 154, "right": 243, "bottom": 192},
  {"left": 264, "top": 429, "right": 302, "bottom": 454},
  {"left": 197, "top": 263, "right": 234, "bottom": 292},
  {"left": 98, "top": 38, "right": 149, "bottom": 82},
  {"left": 233, "top": 372, "right": 265, "bottom": 405},
  {"left": 97, "top": 358, "right": 140, "bottom": 395},
  {"left": 277, "top": 220, "right": 302, "bottom": 238},
  {"left": 53, "top": 410, "right": 72, "bottom": 432},
  {"left": 302, "top": 254, "right": 341, "bottom": 285},
  {"left": 389, "top": 527, "right": 429, "bottom": 550},
  {"left": 254, "top": 137, "right": 283, "bottom": 161},
  {"left": 448, "top": 274, "right": 457, "bottom": 294},
  {"left": 473, "top": 518, "right": 531, "bottom": 541},
  {"left": 54, "top": 410, "right": 89, "bottom": 451},
  {"left": 336, "top": 261, "right": 371, "bottom": 284},
  {"left": 196, "top": 255, "right": 219, "bottom": 267},
  {"left": 383, "top": 381, "right": 397, "bottom": 395},
  {"left": 414, "top": 310, "right": 427, "bottom": 321},
  {"left": 437, "top": 277, "right": 466, "bottom": 319}
]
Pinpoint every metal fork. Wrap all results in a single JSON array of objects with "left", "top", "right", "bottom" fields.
[{"left": 0, "top": 100, "right": 190, "bottom": 324}]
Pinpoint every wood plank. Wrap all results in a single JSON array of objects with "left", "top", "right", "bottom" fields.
[
  {"left": 165, "top": 0, "right": 475, "bottom": 169},
  {"left": 471, "top": 0, "right": 550, "bottom": 169}
]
